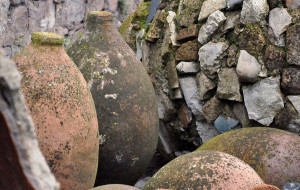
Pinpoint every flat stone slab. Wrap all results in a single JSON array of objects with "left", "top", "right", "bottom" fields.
[
  {"left": 198, "top": 0, "right": 226, "bottom": 21},
  {"left": 287, "top": 96, "right": 300, "bottom": 113},
  {"left": 243, "top": 77, "right": 284, "bottom": 126}
]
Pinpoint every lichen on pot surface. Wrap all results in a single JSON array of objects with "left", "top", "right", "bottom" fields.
[
  {"left": 14, "top": 32, "right": 99, "bottom": 190},
  {"left": 143, "top": 150, "right": 264, "bottom": 190},
  {"left": 197, "top": 127, "right": 300, "bottom": 188},
  {"left": 67, "top": 11, "right": 159, "bottom": 185}
]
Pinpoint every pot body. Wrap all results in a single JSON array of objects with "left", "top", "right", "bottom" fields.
[
  {"left": 14, "top": 33, "right": 99, "bottom": 190},
  {"left": 197, "top": 127, "right": 300, "bottom": 188},
  {"left": 67, "top": 11, "right": 159, "bottom": 185}
]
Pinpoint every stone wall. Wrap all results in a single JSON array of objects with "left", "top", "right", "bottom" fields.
[
  {"left": 0, "top": 0, "right": 142, "bottom": 58},
  {"left": 120, "top": 0, "right": 300, "bottom": 160}
]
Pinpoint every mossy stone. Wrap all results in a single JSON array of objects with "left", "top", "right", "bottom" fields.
[
  {"left": 197, "top": 127, "right": 300, "bottom": 188},
  {"left": 31, "top": 32, "right": 64, "bottom": 46}
]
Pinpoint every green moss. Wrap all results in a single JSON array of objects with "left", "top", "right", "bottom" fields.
[
  {"left": 119, "top": 13, "right": 135, "bottom": 36},
  {"left": 31, "top": 32, "right": 64, "bottom": 46}
]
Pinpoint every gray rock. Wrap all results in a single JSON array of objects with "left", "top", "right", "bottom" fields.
[
  {"left": 214, "top": 116, "right": 239, "bottom": 133},
  {"left": 286, "top": 0, "right": 300, "bottom": 10},
  {"left": 223, "top": 11, "right": 240, "bottom": 32},
  {"left": 196, "top": 72, "right": 216, "bottom": 100},
  {"left": 286, "top": 23, "right": 300, "bottom": 65},
  {"left": 198, "top": 0, "right": 227, "bottom": 21},
  {"left": 240, "top": 0, "right": 269, "bottom": 24},
  {"left": 227, "top": 44, "right": 238, "bottom": 67},
  {"left": 178, "top": 104, "right": 193, "bottom": 127},
  {"left": 281, "top": 67, "right": 300, "bottom": 94},
  {"left": 167, "top": 60, "right": 180, "bottom": 89},
  {"left": 233, "top": 103, "right": 250, "bottom": 127},
  {"left": 268, "top": 8, "right": 292, "bottom": 38},
  {"left": 136, "top": 29, "right": 145, "bottom": 60},
  {"left": 236, "top": 50, "right": 261, "bottom": 83},
  {"left": 196, "top": 121, "right": 221, "bottom": 143},
  {"left": 217, "top": 68, "right": 242, "bottom": 102},
  {"left": 179, "top": 77, "right": 203, "bottom": 119},
  {"left": 146, "top": 0, "right": 162, "bottom": 25},
  {"left": 283, "top": 182, "right": 300, "bottom": 190},
  {"left": 198, "top": 41, "right": 229, "bottom": 78},
  {"left": 243, "top": 77, "right": 284, "bottom": 126},
  {"left": 176, "top": 62, "right": 200, "bottom": 74},
  {"left": 166, "top": 11, "right": 179, "bottom": 46},
  {"left": 0, "top": 0, "right": 9, "bottom": 36},
  {"left": 157, "top": 93, "right": 176, "bottom": 122},
  {"left": 226, "top": 0, "right": 243, "bottom": 10},
  {"left": 198, "top": 10, "right": 226, "bottom": 45},
  {"left": 202, "top": 96, "right": 225, "bottom": 122},
  {"left": 288, "top": 96, "right": 300, "bottom": 113}
]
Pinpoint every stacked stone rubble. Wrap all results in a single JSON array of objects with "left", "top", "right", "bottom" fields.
[
  {"left": 0, "top": 0, "right": 142, "bottom": 58},
  {"left": 120, "top": 0, "right": 300, "bottom": 159}
]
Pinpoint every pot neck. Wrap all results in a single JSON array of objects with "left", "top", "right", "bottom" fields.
[{"left": 87, "top": 11, "right": 115, "bottom": 33}]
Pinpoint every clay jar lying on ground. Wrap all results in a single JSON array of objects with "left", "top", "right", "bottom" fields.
[{"left": 14, "top": 32, "right": 99, "bottom": 190}]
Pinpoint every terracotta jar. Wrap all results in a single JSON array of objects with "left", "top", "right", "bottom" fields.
[
  {"left": 67, "top": 11, "right": 159, "bottom": 185},
  {"left": 91, "top": 184, "right": 140, "bottom": 190},
  {"left": 0, "top": 52, "right": 59, "bottom": 190},
  {"left": 197, "top": 127, "right": 300, "bottom": 188},
  {"left": 14, "top": 32, "right": 99, "bottom": 190},
  {"left": 143, "top": 150, "right": 264, "bottom": 190}
]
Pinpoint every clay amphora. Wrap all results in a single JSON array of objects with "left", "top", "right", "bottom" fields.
[
  {"left": 67, "top": 11, "right": 159, "bottom": 185},
  {"left": 14, "top": 32, "right": 99, "bottom": 190},
  {"left": 0, "top": 52, "right": 59, "bottom": 190}
]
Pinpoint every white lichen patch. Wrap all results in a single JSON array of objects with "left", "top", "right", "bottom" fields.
[{"left": 105, "top": 94, "right": 118, "bottom": 99}]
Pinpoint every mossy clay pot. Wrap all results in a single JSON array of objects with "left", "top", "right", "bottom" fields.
[
  {"left": 14, "top": 32, "right": 99, "bottom": 190},
  {"left": 67, "top": 11, "right": 159, "bottom": 185},
  {"left": 197, "top": 127, "right": 300, "bottom": 188},
  {"left": 143, "top": 150, "right": 264, "bottom": 190},
  {"left": 251, "top": 184, "right": 280, "bottom": 190},
  {"left": 91, "top": 184, "right": 140, "bottom": 190},
  {"left": 0, "top": 53, "right": 59, "bottom": 190}
]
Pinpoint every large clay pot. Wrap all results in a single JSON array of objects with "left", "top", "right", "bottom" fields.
[
  {"left": 0, "top": 52, "right": 59, "bottom": 190},
  {"left": 67, "top": 11, "right": 159, "bottom": 185},
  {"left": 143, "top": 150, "right": 264, "bottom": 190},
  {"left": 14, "top": 32, "right": 99, "bottom": 190},
  {"left": 91, "top": 184, "right": 140, "bottom": 190},
  {"left": 197, "top": 127, "right": 300, "bottom": 188}
]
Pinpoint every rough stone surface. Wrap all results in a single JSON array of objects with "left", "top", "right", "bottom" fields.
[
  {"left": 233, "top": 103, "right": 250, "bottom": 127},
  {"left": 157, "top": 93, "right": 176, "bottom": 122},
  {"left": 286, "top": 23, "right": 300, "bottom": 65},
  {"left": 226, "top": 0, "right": 243, "bottom": 10},
  {"left": 176, "top": 62, "right": 200, "bottom": 74},
  {"left": 196, "top": 72, "right": 216, "bottom": 100},
  {"left": 176, "top": 40, "right": 199, "bottom": 61},
  {"left": 236, "top": 50, "right": 261, "bottom": 83},
  {"left": 264, "top": 45, "right": 287, "bottom": 73},
  {"left": 202, "top": 96, "right": 225, "bottom": 123},
  {"left": 243, "top": 77, "right": 284, "bottom": 126},
  {"left": 281, "top": 67, "right": 300, "bottom": 95},
  {"left": 217, "top": 68, "right": 242, "bottom": 102},
  {"left": 238, "top": 24, "right": 266, "bottom": 57},
  {"left": 177, "top": 24, "right": 199, "bottom": 41},
  {"left": 196, "top": 121, "right": 221, "bottom": 143},
  {"left": 198, "top": 10, "right": 227, "bottom": 45},
  {"left": 0, "top": 0, "right": 142, "bottom": 58},
  {"left": 214, "top": 116, "right": 239, "bottom": 133},
  {"left": 166, "top": 11, "right": 179, "bottom": 46},
  {"left": 223, "top": 11, "right": 240, "bottom": 31},
  {"left": 268, "top": 8, "right": 292, "bottom": 38},
  {"left": 198, "top": 41, "right": 229, "bottom": 78},
  {"left": 286, "top": 0, "right": 300, "bottom": 9},
  {"left": 198, "top": 0, "right": 227, "bottom": 21},
  {"left": 178, "top": 104, "right": 193, "bottom": 127},
  {"left": 287, "top": 96, "right": 300, "bottom": 113},
  {"left": 240, "top": 0, "right": 269, "bottom": 24},
  {"left": 178, "top": 0, "right": 203, "bottom": 27},
  {"left": 227, "top": 44, "right": 238, "bottom": 67},
  {"left": 179, "top": 77, "right": 203, "bottom": 119}
]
